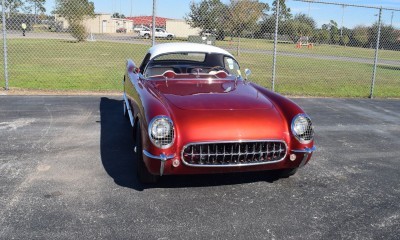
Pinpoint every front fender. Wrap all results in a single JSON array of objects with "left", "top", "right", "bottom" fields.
[
  {"left": 250, "top": 83, "right": 314, "bottom": 151},
  {"left": 136, "top": 82, "right": 177, "bottom": 174}
]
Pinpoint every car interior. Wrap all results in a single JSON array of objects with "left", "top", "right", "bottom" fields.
[{"left": 142, "top": 53, "right": 241, "bottom": 78}]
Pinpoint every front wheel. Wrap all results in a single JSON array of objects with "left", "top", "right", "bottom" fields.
[
  {"left": 144, "top": 33, "right": 150, "bottom": 39},
  {"left": 135, "top": 123, "right": 159, "bottom": 184},
  {"left": 167, "top": 35, "right": 173, "bottom": 40}
]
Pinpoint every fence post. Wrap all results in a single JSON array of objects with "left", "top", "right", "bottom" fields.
[
  {"left": 236, "top": 33, "right": 240, "bottom": 56},
  {"left": 369, "top": 7, "right": 382, "bottom": 99},
  {"left": 2, "top": 0, "right": 9, "bottom": 90},
  {"left": 151, "top": 0, "right": 156, "bottom": 46},
  {"left": 271, "top": 0, "right": 280, "bottom": 92}
]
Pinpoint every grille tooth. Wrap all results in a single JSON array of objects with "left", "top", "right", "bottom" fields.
[
  {"left": 272, "top": 143, "right": 276, "bottom": 159},
  {"left": 252, "top": 144, "right": 257, "bottom": 161},
  {"left": 191, "top": 146, "right": 194, "bottom": 163},
  {"left": 182, "top": 141, "right": 287, "bottom": 166},
  {"left": 199, "top": 145, "right": 203, "bottom": 165}
]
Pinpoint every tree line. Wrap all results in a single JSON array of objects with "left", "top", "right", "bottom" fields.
[
  {"left": 1, "top": 0, "right": 46, "bottom": 22},
  {"left": 1, "top": 0, "right": 95, "bottom": 42},
  {"left": 186, "top": 0, "right": 400, "bottom": 49},
  {"left": 2, "top": 0, "right": 399, "bottom": 47}
]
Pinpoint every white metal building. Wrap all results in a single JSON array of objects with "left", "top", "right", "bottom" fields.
[
  {"left": 56, "top": 13, "right": 134, "bottom": 34},
  {"left": 165, "top": 19, "right": 201, "bottom": 38}
]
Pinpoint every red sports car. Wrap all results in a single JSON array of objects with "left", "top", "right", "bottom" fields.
[{"left": 123, "top": 42, "right": 315, "bottom": 183}]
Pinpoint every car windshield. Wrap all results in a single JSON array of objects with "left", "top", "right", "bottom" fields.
[
  {"left": 155, "top": 53, "right": 206, "bottom": 62},
  {"left": 143, "top": 52, "right": 241, "bottom": 79}
]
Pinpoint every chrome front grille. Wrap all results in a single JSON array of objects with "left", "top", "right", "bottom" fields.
[{"left": 181, "top": 141, "right": 287, "bottom": 167}]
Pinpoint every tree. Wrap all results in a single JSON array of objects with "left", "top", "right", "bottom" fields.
[
  {"left": 257, "top": 0, "right": 292, "bottom": 38},
  {"left": 281, "top": 14, "right": 316, "bottom": 42},
  {"left": 321, "top": 20, "right": 340, "bottom": 44},
  {"left": 369, "top": 23, "right": 399, "bottom": 49},
  {"left": 0, "top": 0, "right": 24, "bottom": 18},
  {"left": 283, "top": 20, "right": 313, "bottom": 42},
  {"left": 342, "top": 35, "right": 349, "bottom": 46},
  {"left": 227, "top": 0, "right": 269, "bottom": 37},
  {"left": 185, "top": 0, "right": 228, "bottom": 40},
  {"left": 54, "top": 0, "right": 95, "bottom": 41},
  {"left": 352, "top": 25, "right": 369, "bottom": 47},
  {"left": 328, "top": 20, "right": 340, "bottom": 44},
  {"left": 332, "top": 34, "right": 340, "bottom": 44},
  {"left": 314, "top": 29, "right": 330, "bottom": 44},
  {"left": 293, "top": 13, "right": 316, "bottom": 30},
  {"left": 26, "top": 0, "right": 46, "bottom": 24},
  {"left": 257, "top": 16, "right": 275, "bottom": 36},
  {"left": 272, "top": 0, "right": 292, "bottom": 21},
  {"left": 112, "top": 12, "right": 125, "bottom": 19}
]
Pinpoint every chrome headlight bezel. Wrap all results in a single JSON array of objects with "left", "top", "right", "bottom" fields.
[
  {"left": 291, "top": 113, "right": 314, "bottom": 144},
  {"left": 148, "top": 116, "right": 175, "bottom": 149}
]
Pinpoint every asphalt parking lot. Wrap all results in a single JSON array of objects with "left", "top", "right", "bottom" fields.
[{"left": 0, "top": 96, "right": 399, "bottom": 239}]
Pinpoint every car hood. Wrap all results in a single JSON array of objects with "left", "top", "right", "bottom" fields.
[{"left": 150, "top": 80, "right": 274, "bottom": 110}]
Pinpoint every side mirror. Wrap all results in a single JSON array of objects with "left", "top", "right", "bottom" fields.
[
  {"left": 127, "top": 59, "right": 137, "bottom": 73},
  {"left": 244, "top": 68, "right": 251, "bottom": 80}
]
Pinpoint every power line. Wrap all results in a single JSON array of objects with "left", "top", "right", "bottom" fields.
[{"left": 292, "top": 0, "right": 400, "bottom": 12}]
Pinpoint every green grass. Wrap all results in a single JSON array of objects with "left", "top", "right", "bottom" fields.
[
  {"left": 0, "top": 38, "right": 399, "bottom": 97},
  {"left": 213, "top": 37, "right": 400, "bottom": 62},
  {"left": 235, "top": 52, "right": 399, "bottom": 98},
  {"left": 157, "top": 36, "right": 400, "bottom": 61},
  {"left": 1, "top": 39, "right": 148, "bottom": 91}
]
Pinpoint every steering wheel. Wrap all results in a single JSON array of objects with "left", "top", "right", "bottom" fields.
[
  {"left": 209, "top": 66, "right": 228, "bottom": 73},
  {"left": 191, "top": 68, "right": 204, "bottom": 74}
]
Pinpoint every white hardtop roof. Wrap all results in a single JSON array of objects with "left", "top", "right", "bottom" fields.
[{"left": 148, "top": 42, "right": 234, "bottom": 60}]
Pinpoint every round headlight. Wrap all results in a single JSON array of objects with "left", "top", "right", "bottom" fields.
[
  {"left": 291, "top": 114, "right": 314, "bottom": 144},
  {"left": 148, "top": 116, "right": 174, "bottom": 149},
  {"left": 151, "top": 119, "right": 171, "bottom": 139}
]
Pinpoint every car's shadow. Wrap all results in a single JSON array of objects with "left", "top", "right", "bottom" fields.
[{"left": 100, "top": 97, "right": 283, "bottom": 191}]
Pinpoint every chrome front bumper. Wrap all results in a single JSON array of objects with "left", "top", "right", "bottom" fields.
[
  {"left": 143, "top": 145, "right": 316, "bottom": 175},
  {"left": 142, "top": 150, "right": 175, "bottom": 176},
  {"left": 291, "top": 146, "right": 316, "bottom": 168}
]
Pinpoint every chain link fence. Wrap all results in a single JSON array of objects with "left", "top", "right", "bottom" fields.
[{"left": 1, "top": 0, "right": 399, "bottom": 98}]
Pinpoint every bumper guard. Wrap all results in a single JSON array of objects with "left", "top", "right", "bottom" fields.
[
  {"left": 142, "top": 150, "right": 175, "bottom": 176},
  {"left": 291, "top": 146, "right": 316, "bottom": 168}
]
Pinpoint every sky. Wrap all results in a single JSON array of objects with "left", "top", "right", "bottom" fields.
[{"left": 43, "top": 0, "right": 400, "bottom": 29}]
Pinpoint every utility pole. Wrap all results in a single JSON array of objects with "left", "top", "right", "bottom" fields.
[
  {"left": 340, "top": 5, "right": 345, "bottom": 38},
  {"left": 130, "top": 0, "right": 133, "bottom": 17},
  {"left": 390, "top": 11, "right": 394, "bottom": 27}
]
